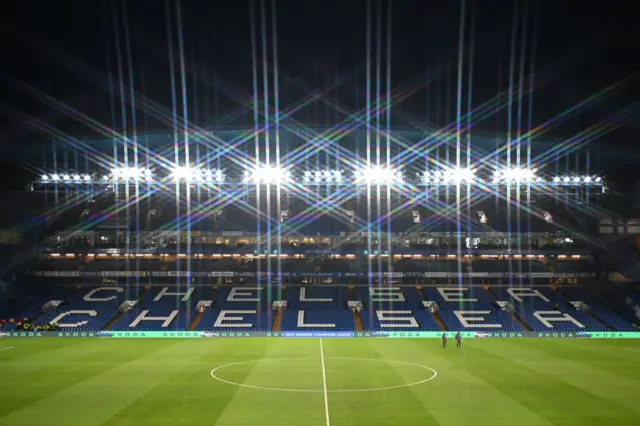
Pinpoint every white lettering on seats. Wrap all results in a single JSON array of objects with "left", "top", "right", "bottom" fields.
[
  {"left": 300, "top": 287, "right": 333, "bottom": 302},
  {"left": 375, "top": 310, "right": 419, "bottom": 328},
  {"left": 453, "top": 310, "right": 502, "bottom": 328},
  {"left": 297, "top": 311, "right": 335, "bottom": 328},
  {"left": 227, "top": 287, "right": 261, "bottom": 302},
  {"left": 507, "top": 288, "right": 550, "bottom": 303},
  {"left": 84, "top": 287, "right": 123, "bottom": 302},
  {"left": 153, "top": 287, "right": 194, "bottom": 302},
  {"left": 370, "top": 288, "right": 405, "bottom": 302},
  {"left": 437, "top": 287, "right": 478, "bottom": 302},
  {"left": 129, "top": 310, "right": 179, "bottom": 328},
  {"left": 50, "top": 310, "right": 98, "bottom": 328},
  {"left": 533, "top": 311, "right": 585, "bottom": 328},
  {"left": 214, "top": 310, "right": 257, "bottom": 328}
]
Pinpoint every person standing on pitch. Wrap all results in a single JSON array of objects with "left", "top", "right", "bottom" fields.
[
  {"left": 456, "top": 331, "right": 461, "bottom": 348},
  {"left": 442, "top": 333, "right": 448, "bottom": 348}
]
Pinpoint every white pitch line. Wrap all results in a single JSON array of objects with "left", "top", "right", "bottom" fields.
[
  {"left": 209, "top": 357, "right": 438, "bottom": 393},
  {"left": 0, "top": 347, "right": 14, "bottom": 352},
  {"left": 625, "top": 348, "right": 640, "bottom": 353},
  {"left": 319, "top": 339, "right": 331, "bottom": 426}
]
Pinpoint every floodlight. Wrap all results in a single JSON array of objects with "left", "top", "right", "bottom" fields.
[
  {"left": 172, "top": 166, "right": 224, "bottom": 183},
  {"left": 354, "top": 166, "right": 402, "bottom": 184},
  {"left": 584, "top": 176, "right": 592, "bottom": 183},
  {"left": 211, "top": 169, "right": 225, "bottom": 183},
  {"left": 477, "top": 210, "right": 488, "bottom": 224},
  {"left": 493, "top": 167, "right": 536, "bottom": 184},
  {"left": 346, "top": 210, "right": 355, "bottom": 223},
  {"left": 446, "top": 167, "right": 474, "bottom": 184},
  {"left": 422, "top": 170, "right": 464, "bottom": 184},
  {"left": 245, "top": 165, "right": 291, "bottom": 184},
  {"left": 563, "top": 177, "right": 570, "bottom": 183},
  {"left": 112, "top": 166, "right": 148, "bottom": 182},
  {"left": 507, "top": 167, "right": 534, "bottom": 182},
  {"left": 51, "top": 174, "right": 60, "bottom": 181},
  {"left": 572, "top": 177, "right": 580, "bottom": 183},
  {"left": 192, "top": 169, "right": 204, "bottom": 181},
  {"left": 595, "top": 177, "right": 602, "bottom": 183},
  {"left": 131, "top": 167, "right": 146, "bottom": 180},
  {"left": 73, "top": 174, "right": 81, "bottom": 181},
  {"left": 62, "top": 174, "right": 71, "bottom": 181},
  {"left": 171, "top": 166, "right": 191, "bottom": 181},
  {"left": 202, "top": 169, "right": 225, "bottom": 183},
  {"left": 553, "top": 176, "right": 560, "bottom": 183},
  {"left": 42, "top": 174, "right": 49, "bottom": 181},
  {"left": 302, "top": 169, "right": 342, "bottom": 184},
  {"left": 83, "top": 174, "right": 91, "bottom": 181}
]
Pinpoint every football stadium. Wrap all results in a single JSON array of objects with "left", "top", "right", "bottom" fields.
[{"left": 2, "top": 1, "right": 640, "bottom": 425}]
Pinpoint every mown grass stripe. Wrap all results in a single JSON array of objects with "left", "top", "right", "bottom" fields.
[
  {"left": 0, "top": 340, "right": 176, "bottom": 419},
  {"left": 473, "top": 340, "right": 640, "bottom": 421},
  {"left": 0, "top": 340, "right": 189, "bottom": 426}
]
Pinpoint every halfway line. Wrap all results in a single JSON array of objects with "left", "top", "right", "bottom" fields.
[{"left": 319, "top": 339, "right": 331, "bottom": 426}]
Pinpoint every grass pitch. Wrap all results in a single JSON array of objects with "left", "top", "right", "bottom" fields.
[{"left": 1, "top": 338, "right": 639, "bottom": 426}]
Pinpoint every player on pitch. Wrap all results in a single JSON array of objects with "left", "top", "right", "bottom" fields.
[
  {"left": 442, "top": 333, "right": 447, "bottom": 348},
  {"left": 456, "top": 331, "right": 461, "bottom": 348}
]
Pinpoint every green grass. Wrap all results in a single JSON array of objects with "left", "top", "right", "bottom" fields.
[{"left": 1, "top": 338, "right": 639, "bottom": 426}]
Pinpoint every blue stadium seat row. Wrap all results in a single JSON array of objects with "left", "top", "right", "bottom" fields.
[{"left": 2, "top": 285, "right": 635, "bottom": 333}]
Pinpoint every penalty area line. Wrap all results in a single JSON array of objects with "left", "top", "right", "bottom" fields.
[
  {"left": 0, "top": 347, "right": 14, "bottom": 352},
  {"left": 319, "top": 339, "right": 331, "bottom": 426},
  {"left": 625, "top": 348, "right": 640, "bottom": 353}
]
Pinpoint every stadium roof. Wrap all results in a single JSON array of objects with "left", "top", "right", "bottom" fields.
[{"left": 6, "top": 126, "right": 638, "bottom": 174}]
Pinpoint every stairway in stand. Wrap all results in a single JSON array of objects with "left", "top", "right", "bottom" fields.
[
  {"left": 353, "top": 310, "right": 364, "bottom": 331},
  {"left": 272, "top": 307, "right": 284, "bottom": 331},
  {"left": 487, "top": 286, "right": 531, "bottom": 331},
  {"left": 418, "top": 286, "right": 447, "bottom": 331}
]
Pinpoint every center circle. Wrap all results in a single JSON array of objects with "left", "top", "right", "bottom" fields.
[{"left": 209, "top": 357, "right": 437, "bottom": 393}]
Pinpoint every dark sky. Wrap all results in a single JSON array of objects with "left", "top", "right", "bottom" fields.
[{"left": 0, "top": 0, "right": 639, "bottom": 185}]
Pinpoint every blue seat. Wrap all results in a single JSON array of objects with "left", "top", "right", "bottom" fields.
[
  {"left": 360, "top": 309, "right": 440, "bottom": 331},
  {"left": 281, "top": 310, "right": 354, "bottom": 331},
  {"left": 195, "top": 309, "right": 274, "bottom": 331}
]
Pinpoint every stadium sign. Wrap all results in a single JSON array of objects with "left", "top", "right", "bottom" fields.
[
  {"left": 4, "top": 331, "right": 640, "bottom": 338},
  {"left": 282, "top": 332, "right": 354, "bottom": 337},
  {"left": 31, "top": 271, "right": 594, "bottom": 278}
]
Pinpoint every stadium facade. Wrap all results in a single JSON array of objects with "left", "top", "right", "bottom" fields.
[{"left": 1, "top": 127, "right": 640, "bottom": 335}]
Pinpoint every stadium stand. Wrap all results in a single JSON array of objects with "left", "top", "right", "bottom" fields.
[
  {"left": 6, "top": 281, "right": 634, "bottom": 333},
  {"left": 491, "top": 286, "right": 608, "bottom": 331},
  {"left": 1, "top": 166, "right": 638, "bottom": 336},
  {"left": 109, "top": 286, "right": 201, "bottom": 331},
  {"left": 423, "top": 286, "right": 524, "bottom": 332}
]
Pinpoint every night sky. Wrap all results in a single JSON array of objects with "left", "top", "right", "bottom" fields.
[{"left": 0, "top": 0, "right": 638, "bottom": 187}]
